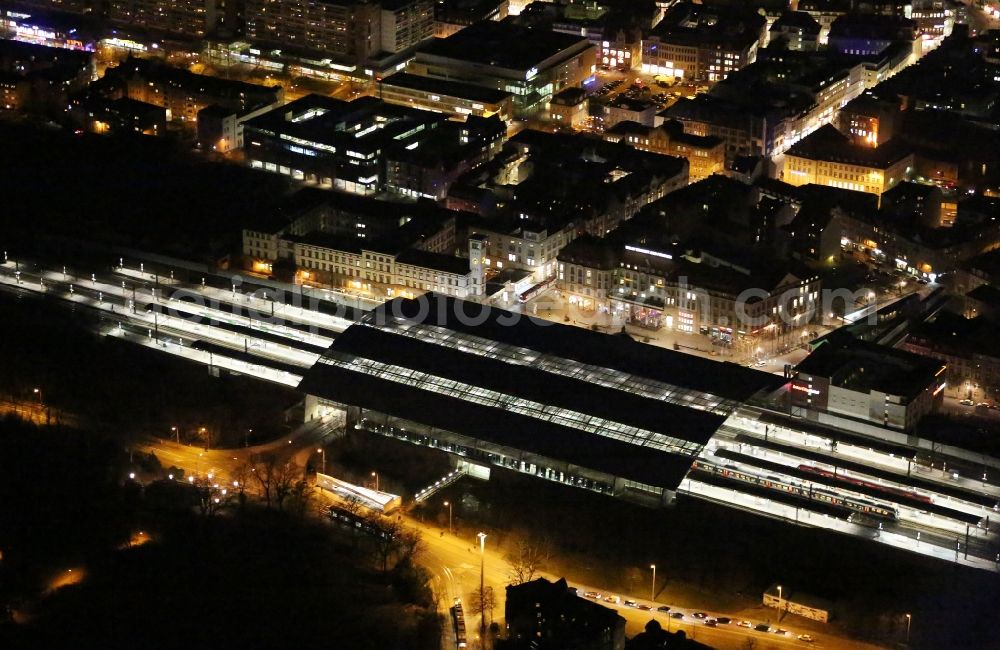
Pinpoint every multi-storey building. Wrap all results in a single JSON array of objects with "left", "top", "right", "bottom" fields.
[
  {"left": 469, "top": 217, "right": 579, "bottom": 285},
  {"left": 385, "top": 115, "right": 507, "bottom": 200},
  {"left": 556, "top": 234, "right": 821, "bottom": 340},
  {"left": 106, "top": 57, "right": 282, "bottom": 123},
  {"left": 546, "top": 86, "right": 588, "bottom": 128},
  {"left": 377, "top": 71, "right": 514, "bottom": 120},
  {"left": 838, "top": 93, "right": 898, "bottom": 146},
  {"left": 600, "top": 95, "right": 658, "bottom": 128},
  {"left": 768, "top": 11, "right": 821, "bottom": 51},
  {"left": 242, "top": 94, "right": 441, "bottom": 194},
  {"left": 0, "top": 72, "right": 21, "bottom": 110},
  {"left": 242, "top": 189, "right": 478, "bottom": 297},
  {"left": 106, "top": 0, "right": 218, "bottom": 38},
  {"left": 380, "top": 0, "right": 433, "bottom": 53},
  {"left": 604, "top": 119, "right": 724, "bottom": 182},
  {"left": 901, "top": 311, "right": 1000, "bottom": 395},
  {"left": 245, "top": 0, "right": 383, "bottom": 61},
  {"left": 0, "top": 38, "right": 93, "bottom": 113},
  {"left": 409, "top": 20, "right": 595, "bottom": 117},
  {"left": 294, "top": 237, "right": 476, "bottom": 298},
  {"left": 433, "top": 0, "right": 507, "bottom": 38},
  {"left": 910, "top": 0, "right": 955, "bottom": 41},
  {"left": 640, "top": 2, "right": 766, "bottom": 82},
  {"left": 827, "top": 13, "right": 917, "bottom": 57},
  {"left": 791, "top": 334, "right": 945, "bottom": 432},
  {"left": 782, "top": 124, "right": 913, "bottom": 196}
]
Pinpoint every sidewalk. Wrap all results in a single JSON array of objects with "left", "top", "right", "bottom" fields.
[{"left": 525, "top": 290, "right": 817, "bottom": 370}]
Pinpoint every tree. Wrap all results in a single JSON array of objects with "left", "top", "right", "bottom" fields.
[
  {"left": 191, "top": 475, "right": 233, "bottom": 517},
  {"left": 365, "top": 512, "right": 403, "bottom": 574},
  {"left": 505, "top": 538, "right": 550, "bottom": 585},
  {"left": 396, "top": 527, "right": 424, "bottom": 567},
  {"left": 363, "top": 513, "right": 423, "bottom": 574},
  {"left": 250, "top": 453, "right": 277, "bottom": 508},
  {"left": 230, "top": 461, "right": 253, "bottom": 512},
  {"left": 272, "top": 459, "right": 301, "bottom": 512},
  {"left": 286, "top": 479, "right": 320, "bottom": 518},
  {"left": 470, "top": 586, "right": 495, "bottom": 626}
]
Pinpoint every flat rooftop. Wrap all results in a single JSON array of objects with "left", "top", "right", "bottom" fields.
[
  {"left": 418, "top": 20, "right": 590, "bottom": 72},
  {"left": 796, "top": 336, "right": 944, "bottom": 399},
  {"left": 380, "top": 72, "right": 512, "bottom": 104}
]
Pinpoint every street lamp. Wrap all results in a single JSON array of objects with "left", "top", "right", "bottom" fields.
[
  {"left": 905, "top": 613, "right": 912, "bottom": 645},
  {"left": 477, "top": 531, "right": 487, "bottom": 639},
  {"left": 444, "top": 500, "right": 453, "bottom": 533},
  {"left": 316, "top": 447, "right": 326, "bottom": 474},
  {"left": 371, "top": 471, "right": 379, "bottom": 492},
  {"left": 171, "top": 426, "right": 178, "bottom": 444},
  {"left": 649, "top": 564, "right": 656, "bottom": 601},
  {"left": 33, "top": 388, "right": 42, "bottom": 405}
]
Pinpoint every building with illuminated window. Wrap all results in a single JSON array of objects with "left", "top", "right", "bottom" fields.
[
  {"left": 910, "top": 0, "right": 955, "bottom": 41},
  {"left": 768, "top": 11, "right": 821, "bottom": 51},
  {"left": 408, "top": 20, "right": 596, "bottom": 117},
  {"left": 546, "top": 86, "right": 588, "bottom": 128},
  {"left": 0, "top": 38, "right": 93, "bottom": 113},
  {"left": 241, "top": 188, "right": 479, "bottom": 295},
  {"left": 433, "top": 0, "right": 507, "bottom": 38},
  {"left": 298, "top": 294, "right": 784, "bottom": 505},
  {"left": 604, "top": 119, "right": 724, "bottom": 182},
  {"left": 106, "top": 0, "right": 218, "bottom": 38},
  {"left": 827, "top": 13, "right": 917, "bottom": 58},
  {"left": 838, "top": 94, "right": 898, "bottom": 147},
  {"left": 377, "top": 71, "right": 514, "bottom": 120},
  {"left": 456, "top": 129, "right": 688, "bottom": 282},
  {"left": 640, "top": 2, "right": 765, "bottom": 82},
  {"left": 0, "top": 72, "right": 21, "bottom": 110},
  {"left": 781, "top": 125, "right": 913, "bottom": 196},
  {"left": 245, "top": 0, "right": 431, "bottom": 61},
  {"left": 600, "top": 95, "right": 657, "bottom": 128},
  {"left": 242, "top": 94, "right": 442, "bottom": 194},
  {"left": 557, "top": 233, "right": 820, "bottom": 340},
  {"left": 385, "top": 114, "right": 507, "bottom": 200},
  {"left": 791, "top": 333, "right": 945, "bottom": 431},
  {"left": 104, "top": 56, "right": 283, "bottom": 123},
  {"left": 543, "top": 0, "right": 659, "bottom": 73}
]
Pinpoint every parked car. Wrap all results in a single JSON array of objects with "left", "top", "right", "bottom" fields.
[
  {"left": 960, "top": 398, "right": 975, "bottom": 406},
  {"left": 797, "top": 634, "right": 815, "bottom": 642},
  {"left": 755, "top": 623, "right": 771, "bottom": 632},
  {"left": 671, "top": 612, "right": 684, "bottom": 619},
  {"left": 583, "top": 591, "right": 602, "bottom": 600},
  {"left": 737, "top": 620, "right": 753, "bottom": 628},
  {"left": 624, "top": 600, "right": 637, "bottom": 608},
  {"left": 705, "top": 619, "right": 718, "bottom": 627},
  {"left": 716, "top": 617, "right": 732, "bottom": 625},
  {"left": 692, "top": 612, "right": 708, "bottom": 619},
  {"left": 656, "top": 605, "right": 671, "bottom": 613}
]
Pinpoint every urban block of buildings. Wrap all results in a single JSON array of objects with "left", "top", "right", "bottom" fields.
[{"left": 408, "top": 20, "right": 596, "bottom": 117}]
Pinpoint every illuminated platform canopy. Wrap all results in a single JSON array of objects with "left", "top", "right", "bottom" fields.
[{"left": 299, "top": 294, "right": 784, "bottom": 503}]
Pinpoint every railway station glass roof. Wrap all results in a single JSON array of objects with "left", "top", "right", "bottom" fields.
[
  {"left": 317, "top": 350, "right": 706, "bottom": 458},
  {"left": 363, "top": 317, "right": 741, "bottom": 417}
]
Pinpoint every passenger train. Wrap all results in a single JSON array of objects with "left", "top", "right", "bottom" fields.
[
  {"left": 797, "top": 465, "right": 933, "bottom": 504},
  {"left": 691, "top": 460, "right": 899, "bottom": 520}
]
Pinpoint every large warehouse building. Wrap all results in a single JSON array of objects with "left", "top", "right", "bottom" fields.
[{"left": 298, "top": 294, "right": 784, "bottom": 505}]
